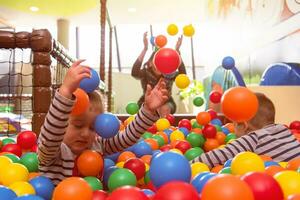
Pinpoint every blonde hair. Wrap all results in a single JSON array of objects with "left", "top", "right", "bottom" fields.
[{"left": 88, "top": 90, "right": 104, "bottom": 113}]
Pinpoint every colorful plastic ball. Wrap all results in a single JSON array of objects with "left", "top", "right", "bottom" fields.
[
  {"left": 124, "top": 158, "right": 146, "bottom": 180},
  {"left": 274, "top": 171, "right": 300, "bottom": 199},
  {"left": 222, "top": 56, "right": 235, "bottom": 70},
  {"left": 221, "top": 87, "right": 258, "bottom": 122},
  {"left": 186, "top": 132, "right": 205, "bottom": 147},
  {"left": 290, "top": 121, "right": 300, "bottom": 130},
  {"left": 219, "top": 167, "right": 231, "bottom": 174},
  {"left": 191, "top": 172, "right": 216, "bottom": 193},
  {"left": 203, "top": 139, "right": 220, "bottom": 152},
  {"left": 0, "top": 163, "right": 29, "bottom": 186},
  {"left": 154, "top": 181, "right": 199, "bottom": 200},
  {"left": 126, "top": 102, "right": 139, "bottom": 115},
  {"left": 231, "top": 152, "right": 265, "bottom": 175},
  {"left": 107, "top": 186, "right": 149, "bottom": 200},
  {"left": 153, "top": 48, "right": 181, "bottom": 74},
  {"left": 184, "top": 147, "right": 204, "bottom": 161},
  {"left": 104, "top": 158, "right": 115, "bottom": 170},
  {"left": 94, "top": 113, "right": 120, "bottom": 138},
  {"left": 92, "top": 190, "right": 108, "bottom": 200},
  {"left": 207, "top": 109, "right": 218, "bottom": 120},
  {"left": 155, "top": 35, "right": 167, "bottom": 48},
  {"left": 191, "top": 162, "right": 210, "bottom": 178},
  {"left": 79, "top": 68, "right": 100, "bottom": 93},
  {"left": 286, "top": 158, "right": 300, "bottom": 170},
  {"left": 17, "top": 131, "right": 37, "bottom": 150},
  {"left": 241, "top": 172, "right": 284, "bottom": 200},
  {"left": 224, "top": 159, "right": 232, "bottom": 168},
  {"left": 159, "top": 144, "right": 172, "bottom": 152},
  {"left": 20, "top": 153, "right": 38, "bottom": 172},
  {"left": 167, "top": 24, "right": 178, "bottom": 36},
  {"left": 14, "top": 195, "right": 45, "bottom": 200},
  {"left": 71, "top": 88, "right": 90, "bottom": 116},
  {"left": 178, "top": 119, "right": 192, "bottom": 130},
  {"left": 84, "top": 176, "right": 103, "bottom": 191},
  {"left": 9, "top": 181, "right": 35, "bottom": 196},
  {"left": 0, "top": 155, "right": 13, "bottom": 168},
  {"left": 144, "top": 138, "right": 159, "bottom": 150},
  {"left": 196, "top": 112, "right": 211, "bottom": 125},
  {"left": 288, "top": 194, "right": 300, "bottom": 200},
  {"left": 225, "top": 133, "right": 237, "bottom": 143},
  {"left": 209, "top": 91, "right": 222, "bottom": 103},
  {"left": 29, "top": 176, "right": 54, "bottom": 200},
  {"left": 175, "top": 74, "right": 190, "bottom": 89},
  {"left": 150, "top": 152, "right": 191, "bottom": 188},
  {"left": 106, "top": 152, "right": 120, "bottom": 163},
  {"left": 183, "top": 24, "right": 195, "bottom": 37},
  {"left": 215, "top": 132, "right": 226, "bottom": 144},
  {"left": 178, "top": 127, "right": 189, "bottom": 137},
  {"left": 2, "top": 144, "right": 22, "bottom": 157},
  {"left": 221, "top": 127, "right": 230, "bottom": 135},
  {"left": 210, "top": 118, "right": 222, "bottom": 126},
  {"left": 108, "top": 168, "right": 137, "bottom": 191},
  {"left": 265, "top": 166, "right": 284, "bottom": 177},
  {"left": 0, "top": 185, "right": 17, "bottom": 200},
  {"left": 175, "top": 140, "right": 191, "bottom": 154},
  {"left": 30, "top": 144, "right": 38, "bottom": 152},
  {"left": 152, "top": 135, "right": 165, "bottom": 147},
  {"left": 132, "top": 141, "right": 152, "bottom": 157},
  {"left": 156, "top": 118, "right": 170, "bottom": 132},
  {"left": 202, "top": 124, "right": 217, "bottom": 138},
  {"left": 77, "top": 150, "right": 103, "bottom": 177},
  {"left": 147, "top": 124, "right": 157, "bottom": 134},
  {"left": 142, "top": 188, "right": 155, "bottom": 197},
  {"left": 103, "top": 166, "right": 118, "bottom": 187},
  {"left": 117, "top": 151, "right": 136, "bottom": 163},
  {"left": 264, "top": 161, "right": 280, "bottom": 167},
  {"left": 53, "top": 177, "right": 93, "bottom": 200},
  {"left": 193, "top": 97, "right": 204, "bottom": 108},
  {"left": 201, "top": 174, "right": 255, "bottom": 200},
  {"left": 156, "top": 132, "right": 169, "bottom": 144},
  {"left": 2, "top": 138, "right": 15, "bottom": 146},
  {"left": 170, "top": 130, "right": 185, "bottom": 142},
  {"left": 165, "top": 114, "right": 175, "bottom": 125},
  {"left": 142, "top": 132, "right": 153, "bottom": 140}
]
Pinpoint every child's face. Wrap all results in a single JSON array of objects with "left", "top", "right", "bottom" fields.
[{"left": 63, "top": 104, "right": 101, "bottom": 155}]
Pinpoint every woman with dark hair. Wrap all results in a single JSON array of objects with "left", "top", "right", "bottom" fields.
[{"left": 131, "top": 32, "right": 186, "bottom": 116}]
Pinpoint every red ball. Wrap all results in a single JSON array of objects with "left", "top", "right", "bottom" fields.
[
  {"left": 207, "top": 109, "right": 218, "bottom": 120},
  {"left": 241, "top": 172, "right": 284, "bottom": 200},
  {"left": 175, "top": 141, "right": 191, "bottom": 154},
  {"left": 154, "top": 181, "right": 199, "bottom": 200},
  {"left": 107, "top": 186, "right": 149, "bottom": 200},
  {"left": 31, "top": 144, "right": 38, "bottom": 152},
  {"left": 160, "top": 144, "right": 172, "bottom": 152},
  {"left": 209, "top": 91, "right": 222, "bottom": 104},
  {"left": 153, "top": 48, "right": 181, "bottom": 74},
  {"left": 178, "top": 119, "right": 192, "bottom": 130},
  {"left": 202, "top": 124, "right": 217, "bottom": 138},
  {"left": 1, "top": 144, "right": 22, "bottom": 157},
  {"left": 290, "top": 121, "right": 300, "bottom": 130},
  {"left": 124, "top": 158, "right": 146, "bottom": 180},
  {"left": 93, "top": 190, "right": 108, "bottom": 200},
  {"left": 17, "top": 131, "right": 37, "bottom": 150},
  {"left": 147, "top": 124, "right": 157, "bottom": 134},
  {"left": 166, "top": 114, "right": 175, "bottom": 125}
]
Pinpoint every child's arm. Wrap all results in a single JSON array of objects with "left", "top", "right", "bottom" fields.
[
  {"left": 131, "top": 32, "right": 148, "bottom": 79},
  {"left": 190, "top": 133, "right": 259, "bottom": 168},
  {"left": 38, "top": 60, "right": 90, "bottom": 166},
  {"left": 99, "top": 78, "right": 169, "bottom": 155}
]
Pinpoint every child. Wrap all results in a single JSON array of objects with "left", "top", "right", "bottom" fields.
[
  {"left": 191, "top": 92, "right": 300, "bottom": 167},
  {"left": 38, "top": 60, "right": 169, "bottom": 185}
]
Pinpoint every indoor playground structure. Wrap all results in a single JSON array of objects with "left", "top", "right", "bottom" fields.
[{"left": 0, "top": 0, "right": 300, "bottom": 200}]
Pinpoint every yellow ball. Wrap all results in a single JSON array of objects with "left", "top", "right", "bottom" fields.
[
  {"left": 274, "top": 171, "right": 300, "bottom": 199},
  {"left": 227, "top": 139, "right": 236, "bottom": 144},
  {"left": 169, "top": 148, "right": 183, "bottom": 155},
  {"left": 175, "top": 74, "right": 190, "bottom": 89},
  {"left": 156, "top": 118, "right": 170, "bottom": 131},
  {"left": 191, "top": 162, "right": 210, "bottom": 178},
  {"left": 116, "top": 161, "right": 125, "bottom": 168},
  {"left": 231, "top": 152, "right": 264, "bottom": 175},
  {"left": 183, "top": 24, "right": 195, "bottom": 37},
  {"left": 167, "top": 24, "right": 178, "bottom": 36},
  {"left": 138, "top": 178, "right": 145, "bottom": 186},
  {"left": 278, "top": 162, "right": 288, "bottom": 168},
  {"left": 218, "top": 145, "right": 226, "bottom": 149},
  {"left": 145, "top": 163, "right": 150, "bottom": 171},
  {"left": 170, "top": 130, "right": 185, "bottom": 142},
  {"left": 0, "top": 163, "right": 29, "bottom": 186},
  {"left": 9, "top": 181, "right": 35, "bottom": 196},
  {"left": 124, "top": 115, "right": 135, "bottom": 126}
]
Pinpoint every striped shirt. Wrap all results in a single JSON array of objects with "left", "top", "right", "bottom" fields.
[
  {"left": 38, "top": 91, "right": 159, "bottom": 185},
  {"left": 191, "top": 124, "right": 300, "bottom": 168}
]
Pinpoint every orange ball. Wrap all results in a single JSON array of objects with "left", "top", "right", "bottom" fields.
[
  {"left": 211, "top": 165, "right": 223, "bottom": 173},
  {"left": 286, "top": 158, "right": 300, "bottom": 170},
  {"left": 156, "top": 132, "right": 169, "bottom": 144},
  {"left": 71, "top": 88, "right": 90, "bottom": 116},
  {"left": 140, "top": 155, "right": 152, "bottom": 166},
  {"left": 191, "top": 128, "right": 202, "bottom": 134},
  {"left": 201, "top": 174, "right": 255, "bottom": 200},
  {"left": 265, "top": 166, "right": 284, "bottom": 177},
  {"left": 170, "top": 140, "right": 181, "bottom": 148},
  {"left": 118, "top": 151, "right": 136, "bottom": 163},
  {"left": 204, "top": 138, "right": 220, "bottom": 152},
  {"left": 155, "top": 35, "right": 167, "bottom": 48},
  {"left": 53, "top": 177, "right": 93, "bottom": 200},
  {"left": 221, "top": 87, "right": 258, "bottom": 122},
  {"left": 196, "top": 112, "right": 211, "bottom": 125},
  {"left": 28, "top": 172, "right": 41, "bottom": 181},
  {"left": 77, "top": 150, "right": 103, "bottom": 177},
  {"left": 260, "top": 155, "right": 273, "bottom": 161},
  {"left": 144, "top": 138, "right": 159, "bottom": 150},
  {"left": 215, "top": 132, "right": 226, "bottom": 145},
  {"left": 224, "top": 123, "right": 235, "bottom": 133},
  {"left": 288, "top": 194, "right": 300, "bottom": 200}
]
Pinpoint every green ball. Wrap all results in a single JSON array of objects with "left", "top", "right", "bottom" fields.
[
  {"left": 4, "top": 153, "right": 20, "bottom": 163},
  {"left": 2, "top": 138, "right": 15, "bottom": 146},
  {"left": 193, "top": 97, "right": 204, "bottom": 107},
  {"left": 215, "top": 125, "right": 222, "bottom": 131},
  {"left": 152, "top": 135, "right": 165, "bottom": 147},
  {"left": 84, "top": 176, "right": 103, "bottom": 191},
  {"left": 219, "top": 167, "right": 231, "bottom": 174},
  {"left": 225, "top": 133, "right": 237, "bottom": 143},
  {"left": 184, "top": 147, "right": 204, "bottom": 161},
  {"left": 186, "top": 133, "right": 205, "bottom": 147},
  {"left": 142, "top": 132, "right": 153, "bottom": 139},
  {"left": 192, "top": 121, "right": 202, "bottom": 129},
  {"left": 108, "top": 168, "right": 137, "bottom": 191},
  {"left": 20, "top": 152, "right": 38, "bottom": 172},
  {"left": 144, "top": 170, "right": 150, "bottom": 185},
  {"left": 126, "top": 102, "right": 139, "bottom": 115}
]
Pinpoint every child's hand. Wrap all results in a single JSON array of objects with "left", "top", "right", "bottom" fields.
[
  {"left": 59, "top": 59, "right": 91, "bottom": 99},
  {"left": 144, "top": 78, "right": 169, "bottom": 114},
  {"left": 175, "top": 35, "right": 183, "bottom": 52}
]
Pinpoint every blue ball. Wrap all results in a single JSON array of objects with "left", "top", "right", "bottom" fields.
[
  {"left": 210, "top": 119, "right": 223, "bottom": 126},
  {"left": 29, "top": 176, "right": 54, "bottom": 200},
  {"left": 105, "top": 152, "right": 120, "bottom": 162},
  {"left": 95, "top": 113, "right": 120, "bottom": 138},
  {"left": 14, "top": 195, "right": 45, "bottom": 200},
  {"left": 222, "top": 56, "right": 235, "bottom": 70},
  {"left": 150, "top": 152, "right": 191, "bottom": 188},
  {"left": 132, "top": 141, "right": 152, "bottom": 157},
  {"left": 163, "top": 129, "right": 173, "bottom": 140},
  {"left": 142, "top": 189, "right": 155, "bottom": 196},
  {"left": 103, "top": 166, "right": 118, "bottom": 187},
  {"left": 0, "top": 186, "right": 17, "bottom": 200},
  {"left": 221, "top": 127, "right": 230, "bottom": 135},
  {"left": 79, "top": 68, "right": 100, "bottom": 93},
  {"left": 104, "top": 158, "right": 115, "bottom": 170},
  {"left": 264, "top": 161, "right": 280, "bottom": 167},
  {"left": 191, "top": 173, "right": 216, "bottom": 193},
  {"left": 152, "top": 150, "right": 161, "bottom": 159},
  {"left": 178, "top": 127, "right": 189, "bottom": 137},
  {"left": 224, "top": 159, "right": 232, "bottom": 168}
]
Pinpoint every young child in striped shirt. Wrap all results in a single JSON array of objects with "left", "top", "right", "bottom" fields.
[
  {"left": 191, "top": 93, "right": 300, "bottom": 167},
  {"left": 37, "top": 60, "right": 169, "bottom": 185}
]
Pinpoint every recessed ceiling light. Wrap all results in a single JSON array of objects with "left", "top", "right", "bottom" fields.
[
  {"left": 30, "top": 6, "right": 39, "bottom": 12},
  {"left": 128, "top": 7, "right": 136, "bottom": 12}
]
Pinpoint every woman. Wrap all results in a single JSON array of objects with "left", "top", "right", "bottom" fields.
[{"left": 131, "top": 32, "right": 186, "bottom": 116}]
